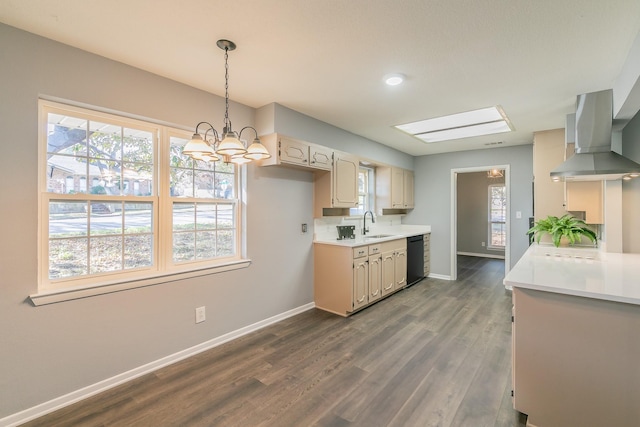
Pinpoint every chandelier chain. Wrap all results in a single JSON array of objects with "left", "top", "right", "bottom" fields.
[{"left": 224, "top": 47, "right": 230, "bottom": 130}]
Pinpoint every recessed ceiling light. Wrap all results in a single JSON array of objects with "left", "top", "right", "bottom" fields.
[
  {"left": 384, "top": 73, "right": 405, "bottom": 86},
  {"left": 394, "top": 106, "right": 513, "bottom": 143}
]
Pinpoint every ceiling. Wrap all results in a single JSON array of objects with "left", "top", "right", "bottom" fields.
[{"left": 1, "top": 0, "right": 639, "bottom": 156}]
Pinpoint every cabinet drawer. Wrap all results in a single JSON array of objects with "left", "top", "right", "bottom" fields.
[
  {"left": 353, "top": 247, "right": 368, "bottom": 259},
  {"left": 368, "top": 244, "right": 382, "bottom": 256}
]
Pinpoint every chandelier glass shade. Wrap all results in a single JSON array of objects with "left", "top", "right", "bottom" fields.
[{"left": 182, "top": 39, "right": 271, "bottom": 164}]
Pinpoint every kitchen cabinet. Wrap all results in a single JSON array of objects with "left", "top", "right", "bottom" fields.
[
  {"left": 313, "top": 150, "right": 359, "bottom": 217},
  {"left": 423, "top": 233, "right": 430, "bottom": 277},
  {"left": 258, "top": 133, "right": 332, "bottom": 171},
  {"left": 368, "top": 248, "right": 383, "bottom": 303},
  {"left": 533, "top": 129, "right": 566, "bottom": 220},
  {"left": 352, "top": 248, "right": 368, "bottom": 311},
  {"left": 381, "top": 241, "right": 406, "bottom": 296},
  {"left": 564, "top": 143, "right": 604, "bottom": 224},
  {"left": 375, "top": 166, "right": 415, "bottom": 213},
  {"left": 512, "top": 287, "right": 640, "bottom": 427},
  {"left": 314, "top": 238, "right": 406, "bottom": 316},
  {"left": 403, "top": 169, "right": 415, "bottom": 209},
  {"left": 533, "top": 130, "right": 604, "bottom": 224}
]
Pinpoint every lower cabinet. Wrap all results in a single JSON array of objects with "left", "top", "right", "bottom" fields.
[{"left": 314, "top": 239, "right": 407, "bottom": 316}]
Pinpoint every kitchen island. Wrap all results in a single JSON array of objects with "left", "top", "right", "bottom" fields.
[{"left": 504, "top": 244, "right": 640, "bottom": 427}]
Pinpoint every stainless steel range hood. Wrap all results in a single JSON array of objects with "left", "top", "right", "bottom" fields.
[{"left": 550, "top": 89, "right": 640, "bottom": 181}]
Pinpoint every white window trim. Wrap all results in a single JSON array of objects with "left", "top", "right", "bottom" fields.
[
  {"left": 488, "top": 183, "right": 506, "bottom": 251},
  {"left": 34, "top": 100, "right": 250, "bottom": 304},
  {"left": 30, "top": 260, "right": 251, "bottom": 306}
]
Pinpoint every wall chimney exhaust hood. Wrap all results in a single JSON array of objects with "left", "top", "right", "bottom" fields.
[{"left": 550, "top": 89, "right": 640, "bottom": 181}]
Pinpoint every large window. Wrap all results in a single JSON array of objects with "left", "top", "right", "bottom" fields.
[
  {"left": 488, "top": 184, "right": 506, "bottom": 249},
  {"left": 39, "top": 101, "right": 242, "bottom": 295}
]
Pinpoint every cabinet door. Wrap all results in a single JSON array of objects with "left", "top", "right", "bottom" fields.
[
  {"left": 309, "top": 146, "right": 333, "bottom": 171},
  {"left": 279, "top": 137, "right": 309, "bottom": 166},
  {"left": 391, "top": 168, "right": 405, "bottom": 208},
  {"left": 333, "top": 153, "right": 359, "bottom": 207},
  {"left": 368, "top": 255, "right": 382, "bottom": 303},
  {"left": 403, "top": 170, "right": 415, "bottom": 208},
  {"left": 381, "top": 251, "right": 395, "bottom": 296},
  {"left": 353, "top": 258, "right": 369, "bottom": 310},
  {"left": 565, "top": 181, "right": 603, "bottom": 224},
  {"left": 394, "top": 249, "right": 407, "bottom": 290}
]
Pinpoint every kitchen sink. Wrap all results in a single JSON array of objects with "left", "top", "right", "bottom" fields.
[{"left": 364, "top": 234, "right": 395, "bottom": 239}]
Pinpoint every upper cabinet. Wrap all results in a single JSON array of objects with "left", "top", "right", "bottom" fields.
[
  {"left": 533, "top": 129, "right": 603, "bottom": 224},
  {"left": 332, "top": 152, "right": 359, "bottom": 207},
  {"left": 564, "top": 143, "right": 604, "bottom": 224},
  {"left": 375, "top": 166, "right": 415, "bottom": 214},
  {"left": 314, "top": 150, "right": 359, "bottom": 217},
  {"left": 259, "top": 133, "right": 332, "bottom": 171},
  {"left": 259, "top": 133, "right": 415, "bottom": 217}
]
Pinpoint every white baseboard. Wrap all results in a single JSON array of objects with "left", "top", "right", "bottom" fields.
[
  {"left": 0, "top": 302, "right": 316, "bottom": 427},
  {"left": 457, "top": 251, "right": 505, "bottom": 260},
  {"left": 427, "top": 273, "right": 452, "bottom": 280}
]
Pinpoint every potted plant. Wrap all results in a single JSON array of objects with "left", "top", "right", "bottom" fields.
[{"left": 527, "top": 214, "right": 597, "bottom": 247}]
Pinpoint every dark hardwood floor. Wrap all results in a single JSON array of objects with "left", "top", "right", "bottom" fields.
[{"left": 23, "top": 256, "right": 526, "bottom": 426}]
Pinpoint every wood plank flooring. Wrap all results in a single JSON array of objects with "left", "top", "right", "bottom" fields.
[{"left": 23, "top": 256, "right": 527, "bottom": 427}]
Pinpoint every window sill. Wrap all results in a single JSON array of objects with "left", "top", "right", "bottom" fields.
[
  {"left": 29, "top": 259, "right": 252, "bottom": 306},
  {"left": 487, "top": 246, "right": 505, "bottom": 251}
]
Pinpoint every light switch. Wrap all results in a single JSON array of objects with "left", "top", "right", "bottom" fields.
[{"left": 516, "top": 211, "right": 522, "bottom": 219}]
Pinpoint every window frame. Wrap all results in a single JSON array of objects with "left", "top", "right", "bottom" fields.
[
  {"left": 34, "top": 100, "right": 250, "bottom": 305},
  {"left": 351, "top": 166, "right": 375, "bottom": 215},
  {"left": 487, "top": 183, "right": 506, "bottom": 250}
]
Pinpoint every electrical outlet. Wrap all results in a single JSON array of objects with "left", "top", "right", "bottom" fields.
[
  {"left": 195, "top": 306, "right": 206, "bottom": 324},
  {"left": 301, "top": 223, "right": 308, "bottom": 233},
  {"left": 481, "top": 241, "right": 486, "bottom": 247}
]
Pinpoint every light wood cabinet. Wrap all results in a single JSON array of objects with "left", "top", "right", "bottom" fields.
[
  {"left": 533, "top": 130, "right": 604, "bottom": 224},
  {"left": 314, "top": 238, "right": 407, "bottom": 316},
  {"left": 333, "top": 152, "right": 359, "bottom": 207},
  {"left": 259, "top": 133, "right": 332, "bottom": 171},
  {"left": 423, "top": 233, "right": 431, "bottom": 277},
  {"left": 375, "top": 166, "right": 415, "bottom": 213},
  {"left": 512, "top": 287, "right": 640, "bottom": 427},
  {"left": 368, "top": 254, "right": 382, "bottom": 303},
  {"left": 394, "top": 248, "right": 407, "bottom": 290},
  {"left": 403, "top": 169, "right": 415, "bottom": 209},
  {"left": 564, "top": 143, "right": 604, "bottom": 224},
  {"left": 309, "top": 145, "right": 333, "bottom": 170},
  {"left": 352, "top": 252, "right": 368, "bottom": 311},
  {"left": 314, "top": 150, "right": 359, "bottom": 217}
]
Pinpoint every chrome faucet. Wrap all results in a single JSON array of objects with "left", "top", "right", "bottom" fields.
[{"left": 363, "top": 210, "right": 375, "bottom": 235}]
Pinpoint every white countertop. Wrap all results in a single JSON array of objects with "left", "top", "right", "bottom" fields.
[
  {"left": 504, "top": 244, "right": 640, "bottom": 306},
  {"left": 313, "top": 225, "right": 431, "bottom": 247}
]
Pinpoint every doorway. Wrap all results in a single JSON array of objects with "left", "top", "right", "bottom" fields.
[{"left": 450, "top": 165, "right": 510, "bottom": 280}]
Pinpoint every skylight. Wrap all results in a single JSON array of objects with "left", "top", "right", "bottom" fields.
[{"left": 395, "top": 106, "right": 513, "bottom": 143}]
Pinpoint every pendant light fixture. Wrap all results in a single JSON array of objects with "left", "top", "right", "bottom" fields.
[
  {"left": 182, "top": 39, "right": 271, "bottom": 164},
  {"left": 487, "top": 168, "right": 504, "bottom": 178}
]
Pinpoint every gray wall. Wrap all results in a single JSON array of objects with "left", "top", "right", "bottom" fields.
[
  {"left": 0, "top": 22, "right": 533, "bottom": 419},
  {"left": 257, "top": 103, "right": 414, "bottom": 170},
  {"left": 622, "top": 109, "right": 640, "bottom": 253},
  {"left": 407, "top": 145, "right": 533, "bottom": 277},
  {"left": 0, "top": 23, "right": 320, "bottom": 418},
  {"left": 457, "top": 171, "right": 506, "bottom": 256}
]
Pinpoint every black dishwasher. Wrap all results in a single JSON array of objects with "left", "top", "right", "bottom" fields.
[{"left": 406, "top": 235, "right": 424, "bottom": 286}]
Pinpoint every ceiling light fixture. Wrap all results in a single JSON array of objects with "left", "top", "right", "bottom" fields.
[
  {"left": 384, "top": 73, "right": 405, "bottom": 86},
  {"left": 395, "top": 106, "right": 513, "bottom": 143},
  {"left": 183, "top": 39, "right": 271, "bottom": 164},
  {"left": 487, "top": 169, "right": 504, "bottom": 178}
]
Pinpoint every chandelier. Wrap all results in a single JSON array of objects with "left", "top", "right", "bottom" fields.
[
  {"left": 182, "top": 39, "right": 271, "bottom": 164},
  {"left": 487, "top": 168, "right": 504, "bottom": 178}
]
